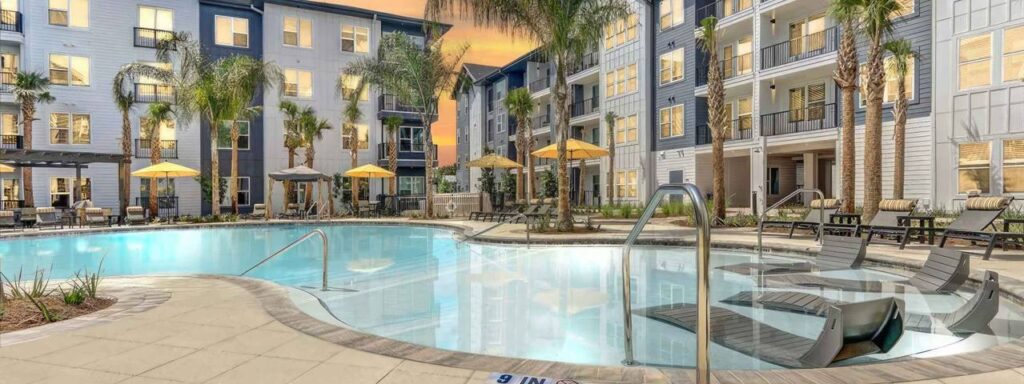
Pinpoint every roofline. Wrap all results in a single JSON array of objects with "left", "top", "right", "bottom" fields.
[
  {"left": 479, "top": 48, "right": 541, "bottom": 84},
  {"left": 202, "top": 0, "right": 453, "bottom": 35}
]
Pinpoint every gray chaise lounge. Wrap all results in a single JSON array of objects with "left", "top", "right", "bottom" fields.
[
  {"left": 718, "top": 235, "right": 866, "bottom": 275},
  {"left": 761, "top": 198, "right": 840, "bottom": 239},
  {"left": 939, "top": 196, "right": 1024, "bottom": 260},
  {"left": 765, "top": 247, "right": 970, "bottom": 294}
]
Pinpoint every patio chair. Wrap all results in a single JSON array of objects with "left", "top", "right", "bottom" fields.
[
  {"left": 0, "top": 210, "right": 18, "bottom": 231},
  {"left": 34, "top": 207, "right": 62, "bottom": 229},
  {"left": 860, "top": 199, "right": 920, "bottom": 249},
  {"left": 246, "top": 204, "right": 267, "bottom": 220},
  {"left": 84, "top": 207, "right": 107, "bottom": 227},
  {"left": 126, "top": 206, "right": 147, "bottom": 225},
  {"left": 939, "top": 196, "right": 1024, "bottom": 260},
  {"left": 718, "top": 235, "right": 865, "bottom": 275},
  {"left": 281, "top": 203, "right": 301, "bottom": 219},
  {"left": 491, "top": 203, "right": 527, "bottom": 222},
  {"left": 761, "top": 198, "right": 840, "bottom": 239}
]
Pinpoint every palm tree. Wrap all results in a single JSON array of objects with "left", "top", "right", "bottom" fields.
[
  {"left": 605, "top": 111, "right": 617, "bottom": 205},
  {"left": 382, "top": 115, "right": 403, "bottom": 196},
  {"left": 885, "top": 39, "right": 914, "bottom": 200},
  {"left": 861, "top": 0, "right": 901, "bottom": 221},
  {"left": 427, "top": 0, "right": 631, "bottom": 230},
  {"left": 299, "top": 108, "right": 332, "bottom": 208},
  {"left": 113, "top": 63, "right": 174, "bottom": 216},
  {"left": 341, "top": 78, "right": 367, "bottom": 211},
  {"left": 345, "top": 31, "right": 466, "bottom": 218},
  {"left": 829, "top": 0, "right": 864, "bottom": 213},
  {"left": 143, "top": 102, "right": 174, "bottom": 217},
  {"left": 698, "top": 17, "right": 728, "bottom": 221},
  {"left": 504, "top": 87, "right": 534, "bottom": 202},
  {"left": 11, "top": 72, "right": 54, "bottom": 208},
  {"left": 279, "top": 101, "right": 304, "bottom": 206}
]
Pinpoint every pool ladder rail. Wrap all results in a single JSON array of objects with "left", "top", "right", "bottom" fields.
[
  {"left": 239, "top": 229, "right": 331, "bottom": 291},
  {"left": 755, "top": 188, "right": 825, "bottom": 260},
  {"left": 620, "top": 183, "right": 712, "bottom": 384},
  {"left": 463, "top": 213, "right": 531, "bottom": 248}
]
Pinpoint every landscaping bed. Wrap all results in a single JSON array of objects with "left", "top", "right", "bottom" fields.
[{"left": 1, "top": 295, "right": 115, "bottom": 333}]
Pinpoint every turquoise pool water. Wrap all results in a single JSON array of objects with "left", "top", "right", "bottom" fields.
[{"left": 1, "top": 224, "right": 1022, "bottom": 369}]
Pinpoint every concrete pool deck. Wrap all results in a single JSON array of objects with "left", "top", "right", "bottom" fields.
[{"left": 2, "top": 218, "right": 1024, "bottom": 383}]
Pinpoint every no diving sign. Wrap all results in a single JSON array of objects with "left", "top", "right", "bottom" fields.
[{"left": 484, "top": 373, "right": 578, "bottom": 384}]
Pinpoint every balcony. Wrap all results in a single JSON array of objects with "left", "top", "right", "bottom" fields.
[
  {"left": 571, "top": 98, "right": 599, "bottom": 118},
  {"left": 0, "top": 10, "right": 22, "bottom": 34},
  {"left": 760, "top": 103, "right": 837, "bottom": 136},
  {"left": 696, "top": 53, "right": 754, "bottom": 86},
  {"left": 134, "top": 83, "right": 174, "bottom": 103},
  {"left": 761, "top": 27, "right": 839, "bottom": 70},
  {"left": 569, "top": 53, "right": 599, "bottom": 76},
  {"left": 695, "top": 0, "right": 754, "bottom": 25},
  {"left": 135, "top": 139, "right": 178, "bottom": 159},
  {"left": 0, "top": 71, "right": 14, "bottom": 94},
  {"left": 1, "top": 134, "right": 23, "bottom": 149},
  {"left": 134, "top": 27, "right": 174, "bottom": 49},
  {"left": 529, "top": 77, "right": 550, "bottom": 93},
  {"left": 532, "top": 114, "right": 551, "bottom": 130},
  {"left": 695, "top": 119, "right": 754, "bottom": 145},
  {"left": 379, "top": 94, "right": 423, "bottom": 114},
  {"left": 376, "top": 142, "right": 439, "bottom": 167},
  {"left": 135, "top": 196, "right": 179, "bottom": 217},
  {"left": 1, "top": 199, "right": 23, "bottom": 210}
]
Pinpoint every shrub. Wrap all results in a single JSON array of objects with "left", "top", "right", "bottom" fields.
[
  {"left": 75, "top": 256, "right": 105, "bottom": 299},
  {"left": 60, "top": 285, "right": 86, "bottom": 306}
]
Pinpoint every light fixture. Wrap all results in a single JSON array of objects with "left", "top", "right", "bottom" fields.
[
  {"left": 769, "top": 84, "right": 776, "bottom": 90},
  {"left": 659, "top": 152, "right": 667, "bottom": 160},
  {"left": 676, "top": 149, "right": 685, "bottom": 158},
  {"left": 770, "top": 18, "right": 776, "bottom": 25}
]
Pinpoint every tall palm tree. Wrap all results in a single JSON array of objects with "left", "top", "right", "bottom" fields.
[
  {"left": 382, "top": 115, "right": 404, "bottom": 196},
  {"left": 219, "top": 55, "right": 279, "bottom": 214},
  {"left": 861, "top": 0, "right": 901, "bottom": 221},
  {"left": 604, "top": 111, "right": 618, "bottom": 205},
  {"left": 345, "top": 31, "right": 466, "bottom": 218},
  {"left": 504, "top": 87, "right": 534, "bottom": 202},
  {"left": 427, "top": 0, "right": 631, "bottom": 230},
  {"left": 829, "top": 0, "right": 864, "bottom": 213},
  {"left": 885, "top": 39, "right": 914, "bottom": 199},
  {"left": 279, "top": 101, "right": 304, "bottom": 206},
  {"left": 299, "top": 108, "right": 332, "bottom": 208},
  {"left": 698, "top": 17, "right": 728, "bottom": 221},
  {"left": 11, "top": 72, "right": 54, "bottom": 208},
  {"left": 143, "top": 102, "right": 174, "bottom": 217},
  {"left": 341, "top": 78, "right": 367, "bottom": 211},
  {"left": 113, "top": 63, "right": 174, "bottom": 216}
]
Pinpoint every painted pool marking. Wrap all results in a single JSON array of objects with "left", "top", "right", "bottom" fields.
[{"left": 485, "top": 373, "right": 577, "bottom": 384}]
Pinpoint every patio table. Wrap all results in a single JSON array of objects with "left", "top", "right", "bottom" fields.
[{"left": 898, "top": 215, "right": 936, "bottom": 245}]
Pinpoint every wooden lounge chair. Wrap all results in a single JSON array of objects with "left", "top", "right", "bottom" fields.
[
  {"left": 939, "top": 196, "right": 1024, "bottom": 260},
  {"left": 761, "top": 198, "right": 840, "bottom": 239},
  {"left": 765, "top": 247, "right": 970, "bottom": 294},
  {"left": 718, "top": 235, "right": 866, "bottom": 275},
  {"left": 35, "top": 207, "right": 62, "bottom": 229},
  {"left": 84, "top": 207, "right": 107, "bottom": 227},
  {"left": 861, "top": 199, "right": 920, "bottom": 249},
  {"left": 126, "top": 206, "right": 147, "bottom": 225},
  {"left": 0, "top": 210, "right": 18, "bottom": 231},
  {"left": 246, "top": 204, "right": 267, "bottom": 220}
]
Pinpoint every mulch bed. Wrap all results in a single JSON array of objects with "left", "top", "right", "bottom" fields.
[{"left": 1, "top": 296, "right": 115, "bottom": 333}]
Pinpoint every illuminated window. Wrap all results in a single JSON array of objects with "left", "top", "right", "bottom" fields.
[
  {"left": 220, "top": 177, "right": 250, "bottom": 206},
  {"left": 615, "top": 114, "right": 638, "bottom": 144},
  {"left": 217, "top": 120, "right": 250, "bottom": 150},
  {"left": 342, "top": 25, "right": 369, "bottom": 53},
  {"left": 616, "top": 170, "right": 638, "bottom": 198},
  {"left": 215, "top": 15, "right": 249, "bottom": 48},
  {"left": 959, "top": 33, "right": 992, "bottom": 90},
  {"left": 340, "top": 74, "right": 368, "bottom": 101},
  {"left": 892, "top": 0, "right": 914, "bottom": 18},
  {"left": 48, "top": 0, "right": 88, "bottom": 28},
  {"left": 1004, "top": 140, "right": 1024, "bottom": 193},
  {"left": 659, "top": 48, "right": 684, "bottom": 85},
  {"left": 659, "top": 105, "right": 683, "bottom": 138},
  {"left": 283, "top": 16, "right": 313, "bottom": 48},
  {"left": 958, "top": 142, "right": 991, "bottom": 194},
  {"left": 138, "top": 6, "right": 173, "bottom": 31},
  {"left": 660, "top": 0, "right": 683, "bottom": 30},
  {"left": 605, "top": 14, "right": 638, "bottom": 49},
  {"left": 342, "top": 123, "right": 369, "bottom": 150},
  {"left": 283, "top": 69, "right": 313, "bottom": 98},
  {"left": 1003, "top": 27, "right": 1024, "bottom": 83},
  {"left": 49, "top": 113, "right": 90, "bottom": 144},
  {"left": 49, "top": 54, "right": 89, "bottom": 86}
]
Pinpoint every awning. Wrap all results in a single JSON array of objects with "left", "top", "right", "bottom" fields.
[{"left": 268, "top": 165, "right": 331, "bottom": 182}]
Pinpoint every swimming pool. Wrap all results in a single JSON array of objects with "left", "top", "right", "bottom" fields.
[{"left": 1, "top": 224, "right": 1022, "bottom": 370}]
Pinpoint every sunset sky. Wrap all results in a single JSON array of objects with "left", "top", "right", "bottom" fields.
[{"left": 333, "top": 0, "right": 536, "bottom": 165}]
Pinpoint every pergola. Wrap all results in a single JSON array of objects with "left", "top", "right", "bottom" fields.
[
  {"left": 267, "top": 166, "right": 331, "bottom": 219},
  {"left": 0, "top": 148, "right": 128, "bottom": 213}
]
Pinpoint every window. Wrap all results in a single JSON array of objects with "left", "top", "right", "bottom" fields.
[
  {"left": 283, "top": 16, "right": 312, "bottom": 48},
  {"left": 283, "top": 69, "right": 312, "bottom": 98},
  {"left": 49, "top": 54, "right": 89, "bottom": 86},
  {"left": 140, "top": 117, "right": 176, "bottom": 141},
  {"left": 1, "top": 53, "right": 17, "bottom": 79},
  {"left": 1, "top": 113, "right": 17, "bottom": 136},
  {"left": 341, "top": 25, "right": 369, "bottom": 53},
  {"left": 217, "top": 120, "right": 250, "bottom": 150},
  {"left": 859, "top": 56, "right": 916, "bottom": 105},
  {"left": 49, "top": 177, "right": 89, "bottom": 207},
  {"left": 615, "top": 114, "right": 638, "bottom": 144},
  {"left": 215, "top": 15, "right": 249, "bottom": 48},
  {"left": 892, "top": 0, "right": 914, "bottom": 17},
  {"left": 789, "top": 15, "right": 826, "bottom": 56},
  {"left": 767, "top": 168, "right": 780, "bottom": 195},
  {"left": 737, "top": 98, "right": 753, "bottom": 132},
  {"left": 659, "top": 105, "right": 683, "bottom": 138},
  {"left": 2, "top": 179, "right": 19, "bottom": 201},
  {"left": 340, "top": 74, "right": 367, "bottom": 101},
  {"left": 959, "top": 33, "right": 992, "bottom": 90},
  {"left": 1004, "top": 140, "right": 1024, "bottom": 193},
  {"left": 958, "top": 142, "right": 991, "bottom": 194},
  {"left": 342, "top": 123, "right": 369, "bottom": 150},
  {"left": 1003, "top": 27, "right": 1024, "bottom": 82},
  {"left": 605, "top": 14, "right": 638, "bottom": 49},
  {"left": 400, "top": 126, "right": 424, "bottom": 152},
  {"left": 660, "top": 0, "right": 683, "bottom": 30},
  {"left": 138, "top": 6, "right": 172, "bottom": 31},
  {"left": 497, "top": 113, "right": 505, "bottom": 133},
  {"left": 220, "top": 177, "right": 251, "bottom": 206},
  {"left": 49, "top": 113, "right": 90, "bottom": 144},
  {"left": 723, "top": 0, "right": 752, "bottom": 16},
  {"left": 607, "top": 64, "right": 638, "bottom": 97},
  {"left": 789, "top": 83, "right": 825, "bottom": 121},
  {"left": 399, "top": 176, "right": 425, "bottom": 196},
  {"left": 659, "top": 48, "right": 684, "bottom": 85},
  {"left": 139, "top": 178, "right": 175, "bottom": 199},
  {"left": 48, "top": 0, "right": 88, "bottom": 28},
  {"left": 616, "top": 170, "right": 638, "bottom": 198}
]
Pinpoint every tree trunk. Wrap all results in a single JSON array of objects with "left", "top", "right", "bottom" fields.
[
  {"left": 834, "top": 20, "right": 859, "bottom": 214},
  {"left": 388, "top": 131, "right": 398, "bottom": 196},
  {"left": 526, "top": 120, "right": 536, "bottom": 201},
  {"left": 350, "top": 127, "right": 360, "bottom": 211},
  {"left": 893, "top": 80, "right": 907, "bottom": 199},
  {"left": 577, "top": 159, "right": 587, "bottom": 207},
  {"left": 209, "top": 118, "right": 221, "bottom": 215},
  {"left": 304, "top": 147, "right": 314, "bottom": 209},
  {"left": 423, "top": 119, "right": 435, "bottom": 218},
  {"left": 21, "top": 102, "right": 34, "bottom": 207},
  {"left": 553, "top": 55, "right": 572, "bottom": 231},
  {"left": 230, "top": 121, "right": 240, "bottom": 214},
  {"left": 707, "top": 33, "right": 728, "bottom": 221},
  {"left": 863, "top": 38, "right": 885, "bottom": 222},
  {"left": 120, "top": 111, "right": 132, "bottom": 217},
  {"left": 149, "top": 123, "right": 162, "bottom": 218},
  {"left": 607, "top": 122, "right": 615, "bottom": 205},
  {"left": 285, "top": 149, "right": 295, "bottom": 207},
  {"left": 515, "top": 121, "right": 525, "bottom": 202}
]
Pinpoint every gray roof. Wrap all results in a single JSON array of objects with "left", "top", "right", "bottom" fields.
[
  {"left": 268, "top": 166, "right": 331, "bottom": 181},
  {"left": 463, "top": 63, "right": 499, "bottom": 81}
]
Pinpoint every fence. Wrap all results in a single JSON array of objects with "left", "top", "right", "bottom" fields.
[{"left": 432, "top": 192, "right": 490, "bottom": 218}]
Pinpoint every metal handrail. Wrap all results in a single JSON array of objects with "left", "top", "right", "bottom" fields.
[
  {"left": 621, "top": 183, "right": 711, "bottom": 384},
  {"left": 465, "top": 213, "right": 530, "bottom": 248},
  {"left": 756, "top": 188, "right": 825, "bottom": 259},
  {"left": 240, "top": 229, "right": 330, "bottom": 291},
  {"left": 305, "top": 201, "right": 319, "bottom": 220}
]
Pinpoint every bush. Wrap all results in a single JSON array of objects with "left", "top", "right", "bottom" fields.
[{"left": 60, "top": 285, "right": 86, "bottom": 306}]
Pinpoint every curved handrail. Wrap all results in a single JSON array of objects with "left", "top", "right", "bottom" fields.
[
  {"left": 621, "top": 183, "right": 711, "bottom": 384},
  {"left": 240, "top": 229, "right": 330, "bottom": 291},
  {"left": 464, "top": 213, "right": 531, "bottom": 248},
  {"left": 756, "top": 188, "right": 825, "bottom": 259}
]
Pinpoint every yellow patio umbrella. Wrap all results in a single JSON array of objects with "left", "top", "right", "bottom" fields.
[
  {"left": 131, "top": 162, "right": 200, "bottom": 217},
  {"left": 532, "top": 139, "right": 609, "bottom": 206},
  {"left": 345, "top": 164, "right": 396, "bottom": 178},
  {"left": 467, "top": 153, "right": 522, "bottom": 169},
  {"left": 0, "top": 164, "right": 14, "bottom": 173}
]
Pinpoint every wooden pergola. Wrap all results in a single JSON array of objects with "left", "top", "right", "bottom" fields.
[{"left": 0, "top": 148, "right": 129, "bottom": 214}]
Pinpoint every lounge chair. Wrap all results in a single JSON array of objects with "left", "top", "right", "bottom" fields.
[
  {"left": 860, "top": 199, "right": 921, "bottom": 248},
  {"left": 35, "top": 207, "right": 62, "bottom": 229},
  {"left": 939, "top": 196, "right": 1024, "bottom": 260},
  {"left": 718, "top": 235, "right": 865, "bottom": 275},
  {"left": 126, "top": 206, "right": 147, "bottom": 225},
  {"left": 281, "top": 203, "right": 301, "bottom": 219},
  {"left": 0, "top": 210, "right": 18, "bottom": 231},
  {"left": 765, "top": 247, "right": 970, "bottom": 294},
  {"left": 246, "top": 204, "right": 267, "bottom": 220},
  {"left": 761, "top": 198, "right": 840, "bottom": 239},
  {"left": 84, "top": 207, "right": 107, "bottom": 227}
]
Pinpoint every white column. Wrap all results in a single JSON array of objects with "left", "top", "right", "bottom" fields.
[
  {"left": 750, "top": 137, "right": 767, "bottom": 215},
  {"left": 803, "top": 152, "right": 818, "bottom": 204}
]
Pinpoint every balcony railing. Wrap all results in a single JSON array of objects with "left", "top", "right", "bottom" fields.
[
  {"left": 134, "top": 27, "right": 174, "bottom": 49},
  {"left": 532, "top": 114, "right": 551, "bottom": 129},
  {"left": 696, "top": 53, "right": 754, "bottom": 86},
  {"left": 1, "top": 134, "right": 23, "bottom": 149},
  {"left": 570, "top": 52, "right": 600, "bottom": 76},
  {"left": 135, "top": 196, "right": 178, "bottom": 218},
  {"left": 761, "top": 27, "right": 839, "bottom": 70},
  {"left": 695, "top": 0, "right": 754, "bottom": 25},
  {"left": 1, "top": 199, "right": 24, "bottom": 210},
  {"left": 135, "top": 139, "right": 178, "bottom": 159},
  {"left": 529, "top": 77, "right": 550, "bottom": 93},
  {"left": 760, "top": 103, "right": 837, "bottom": 136},
  {"left": 0, "top": 70, "right": 15, "bottom": 93},
  {"left": 0, "top": 10, "right": 22, "bottom": 33},
  {"left": 571, "top": 98, "right": 599, "bottom": 118},
  {"left": 135, "top": 83, "right": 174, "bottom": 103},
  {"left": 695, "top": 119, "right": 754, "bottom": 145},
  {"left": 379, "top": 94, "right": 423, "bottom": 114},
  {"left": 376, "top": 142, "right": 438, "bottom": 163}
]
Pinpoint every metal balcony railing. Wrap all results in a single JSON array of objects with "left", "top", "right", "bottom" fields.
[
  {"left": 760, "top": 103, "right": 838, "bottom": 136},
  {"left": 1, "top": 134, "right": 24, "bottom": 149},
  {"left": 379, "top": 94, "right": 423, "bottom": 113},
  {"left": 696, "top": 53, "right": 753, "bottom": 86},
  {"left": 135, "top": 139, "right": 178, "bottom": 159},
  {"left": 134, "top": 27, "right": 174, "bottom": 48},
  {"left": 761, "top": 27, "right": 839, "bottom": 70},
  {"left": 135, "top": 196, "right": 179, "bottom": 218},
  {"left": 529, "top": 77, "right": 550, "bottom": 93},
  {"left": 376, "top": 142, "right": 438, "bottom": 163},
  {"left": 695, "top": 119, "right": 753, "bottom": 145},
  {"left": 134, "top": 83, "right": 175, "bottom": 103},
  {"left": 0, "top": 10, "right": 22, "bottom": 33},
  {"left": 695, "top": 0, "right": 754, "bottom": 25},
  {"left": 570, "top": 52, "right": 600, "bottom": 76},
  {"left": 1, "top": 199, "right": 23, "bottom": 210},
  {"left": 571, "top": 98, "right": 599, "bottom": 118},
  {"left": 0, "top": 71, "right": 15, "bottom": 93},
  {"left": 532, "top": 114, "right": 551, "bottom": 129}
]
